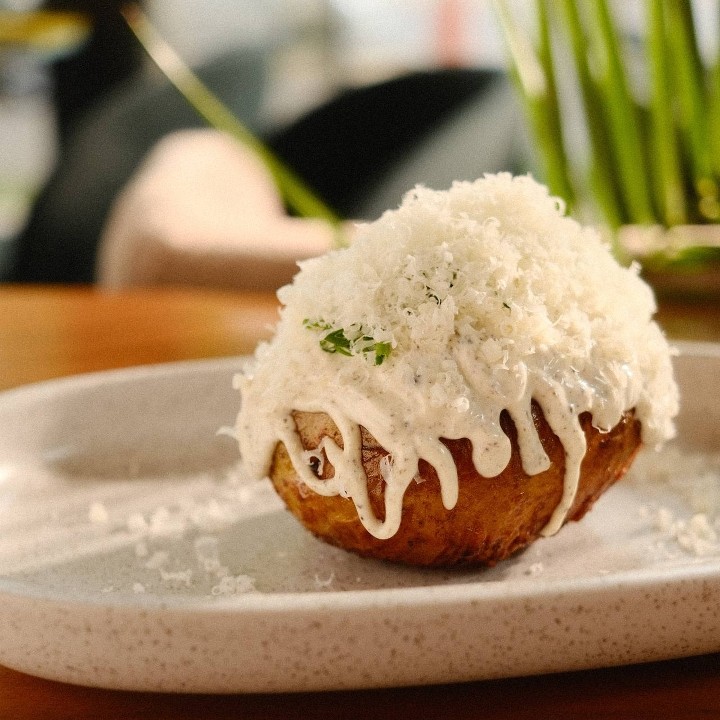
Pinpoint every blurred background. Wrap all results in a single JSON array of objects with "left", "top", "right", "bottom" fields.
[
  {"left": 0, "top": 0, "right": 530, "bottom": 282},
  {"left": 1, "top": 1, "right": 719, "bottom": 287}
]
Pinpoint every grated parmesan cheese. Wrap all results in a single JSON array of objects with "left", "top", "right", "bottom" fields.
[
  {"left": 631, "top": 446, "right": 720, "bottom": 557},
  {"left": 88, "top": 501, "right": 110, "bottom": 525},
  {"left": 210, "top": 574, "right": 257, "bottom": 595},
  {"left": 236, "top": 174, "right": 679, "bottom": 540}
]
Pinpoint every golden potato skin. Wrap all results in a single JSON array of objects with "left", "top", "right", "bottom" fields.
[{"left": 269, "top": 403, "right": 642, "bottom": 566}]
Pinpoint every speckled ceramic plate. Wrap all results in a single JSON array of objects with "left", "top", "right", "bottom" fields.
[{"left": 0, "top": 344, "right": 719, "bottom": 694}]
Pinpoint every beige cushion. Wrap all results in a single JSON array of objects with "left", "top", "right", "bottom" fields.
[{"left": 97, "top": 129, "right": 343, "bottom": 290}]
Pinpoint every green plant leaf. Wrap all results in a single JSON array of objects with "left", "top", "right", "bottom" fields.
[
  {"left": 121, "top": 4, "right": 343, "bottom": 231},
  {"left": 494, "top": 0, "right": 575, "bottom": 208},
  {"left": 646, "top": 0, "right": 687, "bottom": 226},
  {"left": 556, "top": 0, "right": 625, "bottom": 227},
  {"left": 666, "top": 0, "right": 720, "bottom": 221},
  {"left": 585, "top": 0, "right": 656, "bottom": 224}
]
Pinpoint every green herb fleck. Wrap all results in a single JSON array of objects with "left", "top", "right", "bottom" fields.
[
  {"left": 304, "top": 319, "right": 392, "bottom": 365},
  {"left": 372, "top": 342, "right": 393, "bottom": 366},
  {"left": 319, "top": 328, "right": 353, "bottom": 356}
]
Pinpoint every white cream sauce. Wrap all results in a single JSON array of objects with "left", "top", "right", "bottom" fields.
[{"left": 236, "top": 338, "right": 641, "bottom": 539}]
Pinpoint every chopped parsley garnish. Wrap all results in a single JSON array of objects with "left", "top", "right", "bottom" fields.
[
  {"left": 319, "top": 328, "right": 353, "bottom": 356},
  {"left": 303, "top": 319, "right": 392, "bottom": 365},
  {"left": 372, "top": 341, "right": 393, "bottom": 365}
]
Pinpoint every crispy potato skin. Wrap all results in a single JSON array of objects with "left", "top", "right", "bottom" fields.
[{"left": 269, "top": 403, "right": 642, "bottom": 566}]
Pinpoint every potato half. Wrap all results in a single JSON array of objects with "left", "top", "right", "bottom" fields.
[{"left": 269, "top": 403, "right": 642, "bottom": 567}]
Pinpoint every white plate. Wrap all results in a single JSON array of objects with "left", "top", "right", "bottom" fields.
[{"left": 0, "top": 344, "right": 719, "bottom": 693}]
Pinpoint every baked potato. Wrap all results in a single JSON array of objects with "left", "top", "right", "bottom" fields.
[{"left": 269, "top": 403, "right": 642, "bottom": 566}]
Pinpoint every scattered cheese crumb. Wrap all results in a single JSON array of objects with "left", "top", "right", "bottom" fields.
[
  {"left": 190, "top": 498, "right": 235, "bottom": 532},
  {"left": 88, "top": 501, "right": 109, "bottom": 525},
  {"left": 211, "top": 574, "right": 256, "bottom": 595},
  {"left": 645, "top": 506, "right": 720, "bottom": 557},
  {"left": 149, "top": 506, "right": 186, "bottom": 537},
  {"left": 630, "top": 446, "right": 720, "bottom": 557},
  {"left": 193, "top": 535, "right": 229, "bottom": 576},
  {"left": 160, "top": 568, "right": 193, "bottom": 587},
  {"left": 314, "top": 572, "right": 335, "bottom": 588},
  {"left": 525, "top": 562, "right": 544, "bottom": 576}
]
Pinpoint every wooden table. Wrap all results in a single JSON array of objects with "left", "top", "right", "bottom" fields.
[{"left": 1, "top": 284, "right": 719, "bottom": 719}]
